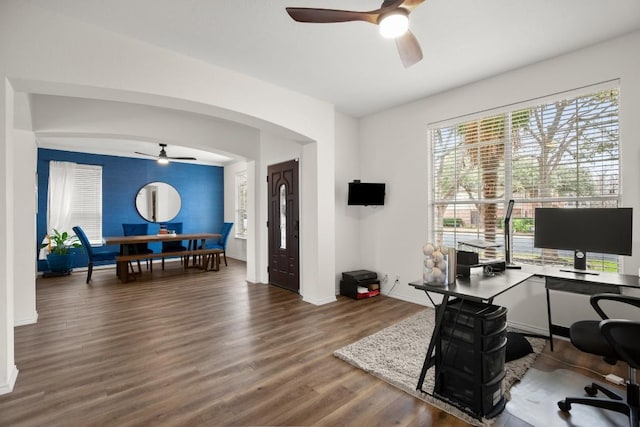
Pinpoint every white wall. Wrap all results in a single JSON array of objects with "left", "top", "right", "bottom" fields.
[
  {"left": 0, "top": 80, "right": 18, "bottom": 395},
  {"left": 334, "top": 112, "right": 362, "bottom": 293},
  {"left": 224, "top": 161, "right": 248, "bottom": 261},
  {"left": 359, "top": 31, "right": 640, "bottom": 332},
  {"left": 12, "top": 130, "right": 37, "bottom": 326}
]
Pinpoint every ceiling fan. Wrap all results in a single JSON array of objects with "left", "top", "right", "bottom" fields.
[
  {"left": 135, "top": 143, "right": 196, "bottom": 164},
  {"left": 286, "top": 0, "right": 425, "bottom": 68}
]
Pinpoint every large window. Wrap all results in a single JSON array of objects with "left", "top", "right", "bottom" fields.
[{"left": 430, "top": 85, "right": 621, "bottom": 271}]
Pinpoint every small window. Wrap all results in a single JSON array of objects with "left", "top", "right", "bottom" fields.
[
  {"left": 71, "top": 164, "right": 103, "bottom": 244},
  {"left": 235, "top": 171, "right": 248, "bottom": 238},
  {"left": 47, "top": 161, "right": 103, "bottom": 244}
]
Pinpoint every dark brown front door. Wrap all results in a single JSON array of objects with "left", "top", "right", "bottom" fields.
[{"left": 267, "top": 159, "right": 299, "bottom": 293}]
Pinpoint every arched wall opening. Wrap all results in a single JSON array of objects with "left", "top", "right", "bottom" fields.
[{"left": 0, "top": 1, "right": 337, "bottom": 393}]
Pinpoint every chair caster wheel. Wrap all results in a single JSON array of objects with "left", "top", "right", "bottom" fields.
[
  {"left": 557, "top": 400, "right": 571, "bottom": 412},
  {"left": 585, "top": 385, "right": 598, "bottom": 396}
]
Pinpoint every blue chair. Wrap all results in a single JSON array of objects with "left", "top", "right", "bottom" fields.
[
  {"left": 122, "top": 223, "right": 154, "bottom": 273},
  {"left": 161, "top": 222, "right": 187, "bottom": 270},
  {"left": 73, "top": 226, "right": 119, "bottom": 284},
  {"left": 202, "top": 222, "right": 233, "bottom": 266}
]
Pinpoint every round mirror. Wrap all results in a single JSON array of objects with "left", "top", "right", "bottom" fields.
[{"left": 135, "top": 182, "right": 181, "bottom": 223}]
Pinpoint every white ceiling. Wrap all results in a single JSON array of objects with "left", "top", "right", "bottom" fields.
[
  {"left": 22, "top": 0, "right": 640, "bottom": 163},
  {"left": 28, "top": 0, "right": 640, "bottom": 118}
]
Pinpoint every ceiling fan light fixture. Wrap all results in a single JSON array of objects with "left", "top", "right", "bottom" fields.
[
  {"left": 378, "top": 10, "right": 409, "bottom": 39},
  {"left": 157, "top": 156, "right": 169, "bottom": 165}
]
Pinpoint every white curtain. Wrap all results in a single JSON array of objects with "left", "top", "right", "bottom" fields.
[{"left": 40, "top": 161, "right": 76, "bottom": 259}]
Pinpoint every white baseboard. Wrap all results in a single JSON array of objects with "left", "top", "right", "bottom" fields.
[
  {"left": 15, "top": 311, "right": 38, "bottom": 327},
  {"left": 0, "top": 365, "right": 18, "bottom": 395},
  {"left": 507, "top": 320, "right": 549, "bottom": 336},
  {"left": 382, "top": 291, "right": 430, "bottom": 307},
  {"left": 302, "top": 294, "right": 337, "bottom": 306}
]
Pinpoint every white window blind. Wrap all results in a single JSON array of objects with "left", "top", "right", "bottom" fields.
[
  {"left": 430, "top": 86, "right": 620, "bottom": 271},
  {"left": 236, "top": 171, "right": 248, "bottom": 238},
  {"left": 71, "top": 164, "right": 103, "bottom": 244}
]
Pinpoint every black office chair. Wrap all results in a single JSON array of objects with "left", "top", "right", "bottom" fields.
[{"left": 557, "top": 293, "right": 640, "bottom": 426}]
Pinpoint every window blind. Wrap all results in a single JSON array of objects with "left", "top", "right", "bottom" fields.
[
  {"left": 71, "top": 164, "right": 103, "bottom": 244},
  {"left": 236, "top": 172, "right": 248, "bottom": 238}
]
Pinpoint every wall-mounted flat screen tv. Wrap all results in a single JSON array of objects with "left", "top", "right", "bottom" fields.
[{"left": 348, "top": 182, "right": 385, "bottom": 206}]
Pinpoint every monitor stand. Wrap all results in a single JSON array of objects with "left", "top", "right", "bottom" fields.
[
  {"left": 559, "top": 268, "right": 600, "bottom": 276},
  {"left": 559, "top": 250, "right": 600, "bottom": 275}
]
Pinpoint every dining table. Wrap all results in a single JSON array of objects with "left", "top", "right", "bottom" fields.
[
  {"left": 103, "top": 232, "right": 222, "bottom": 280},
  {"left": 103, "top": 232, "right": 221, "bottom": 254}
]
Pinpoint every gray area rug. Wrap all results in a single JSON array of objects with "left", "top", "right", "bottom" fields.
[{"left": 334, "top": 308, "right": 546, "bottom": 427}]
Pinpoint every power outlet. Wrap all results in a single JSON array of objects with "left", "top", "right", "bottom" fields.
[
  {"left": 395, "top": 275, "right": 400, "bottom": 282},
  {"left": 381, "top": 273, "right": 389, "bottom": 283}
]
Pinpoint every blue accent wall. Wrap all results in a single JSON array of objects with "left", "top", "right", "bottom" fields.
[{"left": 37, "top": 148, "right": 224, "bottom": 271}]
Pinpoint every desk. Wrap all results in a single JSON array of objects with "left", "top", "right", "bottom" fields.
[
  {"left": 525, "top": 266, "right": 640, "bottom": 350},
  {"left": 411, "top": 267, "right": 640, "bottom": 387},
  {"left": 409, "top": 270, "right": 534, "bottom": 394}
]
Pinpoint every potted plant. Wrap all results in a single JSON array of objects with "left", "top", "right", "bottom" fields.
[{"left": 41, "top": 229, "right": 81, "bottom": 274}]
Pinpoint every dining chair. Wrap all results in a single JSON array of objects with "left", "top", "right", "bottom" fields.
[
  {"left": 161, "top": 222, "right": 187, "bottom": 270},
  {"left": 73, "top": 226, "right": 120, "bottom": 284},
  {"left": 200, "top": 222, "right": 233, "bottom": 267},
  {"left": 122, "top": 223, "right": 154, "bottom": 273}
]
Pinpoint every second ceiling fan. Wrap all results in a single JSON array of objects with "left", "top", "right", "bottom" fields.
[
  {"left": 135, "top": 143, "right": 196, "bottom": 164},
  {"left": 286, "top": 0, "right": 425, "bottom": 68}
]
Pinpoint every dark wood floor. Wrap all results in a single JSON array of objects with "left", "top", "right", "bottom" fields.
[{"left": 0, "top": 259, "right": 626, "bottom": 426}]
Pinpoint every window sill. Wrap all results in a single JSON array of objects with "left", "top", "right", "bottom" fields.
[{"left": 235, "top": 235, "right": 248, "bottom": 240}]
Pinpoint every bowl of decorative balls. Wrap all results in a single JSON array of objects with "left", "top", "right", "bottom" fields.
[{"left": 422, "top": 242, "right": 450, "bottom": 285}]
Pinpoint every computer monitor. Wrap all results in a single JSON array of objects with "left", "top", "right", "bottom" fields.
[{"left": 534, "top": 207, "right": 632, "bottom": 274}]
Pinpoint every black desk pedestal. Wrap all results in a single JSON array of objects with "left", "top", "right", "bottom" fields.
[
  {"left": 434, "top": 299, "right": 508, "bottom": 418},
  {"left": 410, "top": 270, "right": 533, "bottom": 421}
]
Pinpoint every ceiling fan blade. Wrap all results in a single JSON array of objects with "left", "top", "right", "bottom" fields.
[
  {"left": 134, "top": 151, "right": 157, "bottom": 157},
  {"left": 395, "top": 30, "right": 423, "bottom": 68},
  {"left": 399, "top": 0, "right": 426, "bottom": 12},
  {"left": 286, "top": 7, "right": 381, "bottom": 24},
  {"left": 168, "top": 156, "right": 197, "bottom": 160}
]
